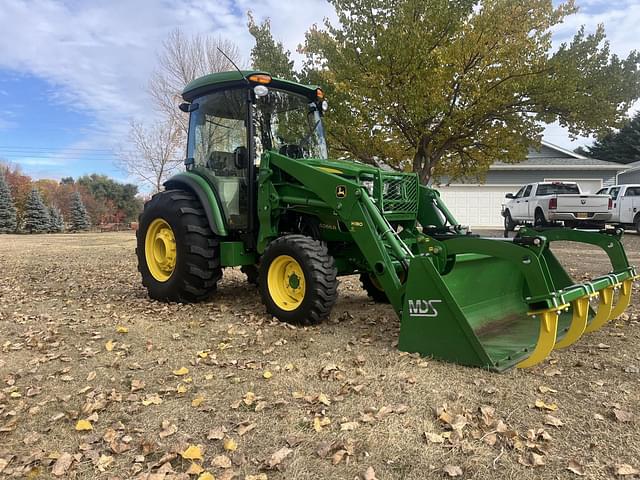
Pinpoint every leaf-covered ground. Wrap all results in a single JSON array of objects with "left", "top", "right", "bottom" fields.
[{"left": 0, "top": 231, "right": 639, "bottom": 480}]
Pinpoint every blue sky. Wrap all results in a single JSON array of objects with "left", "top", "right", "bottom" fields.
[{"left": 0, "top": 0, "right": 638, "bottom": 184}]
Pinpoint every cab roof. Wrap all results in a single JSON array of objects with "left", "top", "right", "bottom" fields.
[{"left": 182, "top": 70, "right": 321, "bottom": 102}]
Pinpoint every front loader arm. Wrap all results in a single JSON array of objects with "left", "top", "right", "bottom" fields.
[{"left": 265, "top": 152, "right": 411, "bottom": 312}]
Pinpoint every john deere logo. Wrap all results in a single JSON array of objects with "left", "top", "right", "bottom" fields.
[{"left": 336, "top": 185, "right": 347, "bottom": 198}]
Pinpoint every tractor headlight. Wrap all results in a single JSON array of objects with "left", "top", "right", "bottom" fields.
[{"left": 361, "top": 180, "right": 374, "bottom": 195}]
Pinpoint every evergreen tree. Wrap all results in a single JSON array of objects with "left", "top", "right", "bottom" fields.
[
  {"left": 48, "top": 205, "right": 65, "bottom": 233},
  {"left": 0, "top": 171, "right": 17, "bottom": 233},
  {"left": 585, "top": 112, "right": 640, "bottom": 164},
  {"left": 23, "top": 188, "right": 50, "bottom": 233},
  {"left": 70, "top": 191, "right": 91, "bottom": 231}
]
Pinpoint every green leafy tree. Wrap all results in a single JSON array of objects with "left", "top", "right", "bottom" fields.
[
  {"left": 0, "top": 171, "right": 17, "bottom": 233},
  {"left": 23, "top": 188, "right": 50, "bottom": 233},
  {"left": 77, "top": 174, "right": 143, "bottom": 223},
  {"left": 48, "top": 206, "right": 65, "bottom": 233},
  {"left": 70, "top": 191, "right": 91, "bottom": 231},
  {"left": 302, "top": 0, "right": 640, "bottom": 183},
  {"left": 248, "top": 12, "right": 296, "bottom": 78},
  {"left": 583, "top": 112, "right": 640, "bottom": 164}
]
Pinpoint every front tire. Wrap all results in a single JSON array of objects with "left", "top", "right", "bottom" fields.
[
  {"left": 534, "top": 209, "right": 547, "bottom": 228},
  {"left": 259, "top": 235, "right": 338, "bottom": 324},
  {"left": 503, "top": 210, "right": 516, "bottom": 232},
  {"left": 136, "top": 190, "right": 222, "bottom": 303}
]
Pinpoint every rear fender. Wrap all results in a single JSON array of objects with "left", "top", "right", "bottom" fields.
[{"left": 163, "top": 172, "right": 228, "bottom": 236}]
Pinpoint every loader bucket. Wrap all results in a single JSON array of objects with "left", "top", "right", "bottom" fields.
[{"left": 398, "top": 233, "right": 636, "bottom": 371}]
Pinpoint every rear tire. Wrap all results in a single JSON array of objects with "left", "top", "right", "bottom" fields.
[
  {"left": 360, "top": 273, "right": 389, "bottom": 303},
  {"left": 259, "top": 235, "right": 338, "bottom": 324},
  {"left": 534, "top": 209, "right": 547, "bottom": 227},
  {"left": 136, "top": 190, "right": 222, "bottom": 303},
  {"left": 635, "top": 215, "right": 640, "bottom": 234}
]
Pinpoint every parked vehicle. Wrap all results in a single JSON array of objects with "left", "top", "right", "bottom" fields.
[
  {"left": 596, "top": 184, "right": 640, "bottom": 233},
  {"left": 502, "top": 181, "right": 612, "bottom": 231}
]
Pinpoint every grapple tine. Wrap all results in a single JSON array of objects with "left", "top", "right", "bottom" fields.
[
  {"left": 516, "top": 310, "right": 559, "bottom": 369},
  {"left": 555, "top": 296, "right": 589, "bottom": 349},
  {"left": 584, "top": 286, "right": 614, "bottom": 333},
  {"left": 607, "top": 279, "right": 633, "bottom": 321}
]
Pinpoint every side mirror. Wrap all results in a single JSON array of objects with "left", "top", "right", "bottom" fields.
[
  {"left": 179, "top": 102, "right": 199, "bottom": 113},
  {"left": 505, "top": 193, "right": 515, "bottom": 199},
  {"left": 233, "top": 146, "right": 248, "bottom": 169}
]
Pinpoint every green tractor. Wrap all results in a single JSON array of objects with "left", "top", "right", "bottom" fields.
[{"left": 137, "top": 70, "right": 637, "bottom": 371}]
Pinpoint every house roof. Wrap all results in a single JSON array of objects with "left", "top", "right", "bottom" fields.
[{"left": 491, "top": 141, "right": 629, "bottom": 171}]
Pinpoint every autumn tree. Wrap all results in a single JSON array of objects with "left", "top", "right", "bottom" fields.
[
  {"left": 23, "top": 188, "right": 50, "bottom": 233},
  {"left": 248, "top": 12, "right": 296, "bottom": 78},
  {"left": 0, "top": 171, "right": 17, "bottom": 233},
  {"left": 302, "top": 0, "right": 640, "bottom": 183}
]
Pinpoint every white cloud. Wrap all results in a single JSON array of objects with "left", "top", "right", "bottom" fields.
[{"left": 0, "top": 0, "right": 636, "bottom": 170}]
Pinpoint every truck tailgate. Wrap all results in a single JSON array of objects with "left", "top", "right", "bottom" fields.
[{"left": 555, "top": 195, "right": 609, "bottom": 212}]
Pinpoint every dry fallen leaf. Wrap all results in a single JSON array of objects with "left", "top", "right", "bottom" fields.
[
  {"left": 105, "top": 340, "right": 114, "bottom": 352},
  {"left": 332, "top": 449, "right": 347, "bottom": 465},
  {"left": 116, "top": 325, "right": 128, "bottom": 333},
  {"left": 538, "top": 385, "right": 557, "bottom": 394},
  {"left": 613, "top": 409, "right": 633, "bottom": 423},
  {"left": 180, "top": 445, "right": 204, "bottom": 461},
  {"left": 52, "top": 452, "right": 74, "bottom": 477},
  {"left": 173, "top": 366, "right": 189, "bottom": 376},
  {"left": 424, "top": 432, "right": 445, "bottom": 444},
  {"left": 263, "top": 446, "right": 292, "bottom": 469},
  {"left": 340, "top": 421, "right": 359, "bottom": 431},
  {"left": 362, "top": 466, "right": 378, "bottom": 480},
  {"left": 142, "top": 393, "right": 162, "bottom": 406},
  {"left": 615, "top": 464, "right": 640, "bottom": 476},
  {"left": 192, "top": 396, "right": 205, "bottom": 407},
  {"left": 313, "top": 416, "right": 331, "bottom": 432},
  {"left": 567, "top": 459, "right": 586, "bottom": 476},
  {"left": 187, "top": 463, "right": 205, "bottom": 475},
  {"left": 534, "top": 399, "right": 558, "bottom": 411},
  {"left": 245, "top": 474, "right": 268, "bottom": 480},
  {"left": 263, "top": 370, "right": 272, "bottom": 379},
  {"left": 223, "top": 437, "right": 238, "bottom": 452},
  {"left": 213, "top": 455, "right": 232, "bottom": 469},
  {"left": 75, "top": 419, "right": 93, "bottom": 431},
  {"left": 236, "top": 422, "right": 257, "bottom": 436},
  {"left": 443, "top": 465, "right": 463, "bottom": 477},
  {"left": 208, "top": 426, "right": 227, "bottom": 440},
  {"left": 544, "top": 414, "right": 564, "bottom": 427},
  {"left": 198, "top": 472, "right": 215, "bottom": 480},
  {"left": 159, "top": 421, "right": 177, "bottom": 438}
]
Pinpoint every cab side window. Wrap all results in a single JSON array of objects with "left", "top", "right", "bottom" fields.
[
  {"left": 624, "top": 187, "right": 640, "bottom": 196},
  {"left": 610, "top": 187, "right": 621, "bottom": 200},
  {"left": 514, "top": 187, "right": 526, "bottom": 199},
  {"left": 523, "top": 185, "right": 533, "bottom": 197}
]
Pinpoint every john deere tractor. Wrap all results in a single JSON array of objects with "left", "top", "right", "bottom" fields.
[{"left": 137, "top": 70, "right": 637, "bottom": 371}]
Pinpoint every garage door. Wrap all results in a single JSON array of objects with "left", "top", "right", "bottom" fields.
[{"left": 437, "top": 185, "right": 518, "bottom": 228}]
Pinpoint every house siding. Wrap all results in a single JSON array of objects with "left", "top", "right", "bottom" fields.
[{"left": 617, "top": 169, "right": 640, "bottom": 185}]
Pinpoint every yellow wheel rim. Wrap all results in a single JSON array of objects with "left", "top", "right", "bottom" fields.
[
  {"left": 145, "top": 218, "right": 177, "bottom": 282},
  {"left": 267, "top": 255, "right": 306, "bottom": 311}
]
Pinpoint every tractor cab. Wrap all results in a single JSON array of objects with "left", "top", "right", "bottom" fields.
[{"left": 180, "top": 71, "right": 328, "bottom": 231}]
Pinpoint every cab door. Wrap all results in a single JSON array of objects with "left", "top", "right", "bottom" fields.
[{"left": 618, "top": 186, "right": 640, "bottom": 223}]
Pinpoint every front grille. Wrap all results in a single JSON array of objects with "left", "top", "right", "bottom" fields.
[{"left": 379, "top": 173, "right": 419, "bottom": 215}]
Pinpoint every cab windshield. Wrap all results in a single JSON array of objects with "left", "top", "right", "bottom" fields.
[{"left": 254, "top": 89, "right": 328, "bottom": 160}]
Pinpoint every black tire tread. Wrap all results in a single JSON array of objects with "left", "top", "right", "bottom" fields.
[
  {"left": 136, "top": 190, "right": 222, "bottom": 303},
  {"left": 259, "top": 234, "right": 338, "bottom": 324},
  {"left": 360, "top": 273, "right": 389, "bottom": 303}
]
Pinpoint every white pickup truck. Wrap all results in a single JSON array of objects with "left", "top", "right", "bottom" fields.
[
  {"left": 596, "top": 184, "right": 640, "bottom": 232},
  {"left": 502, "top": 181, "right": 612, "bottom": 231}
]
